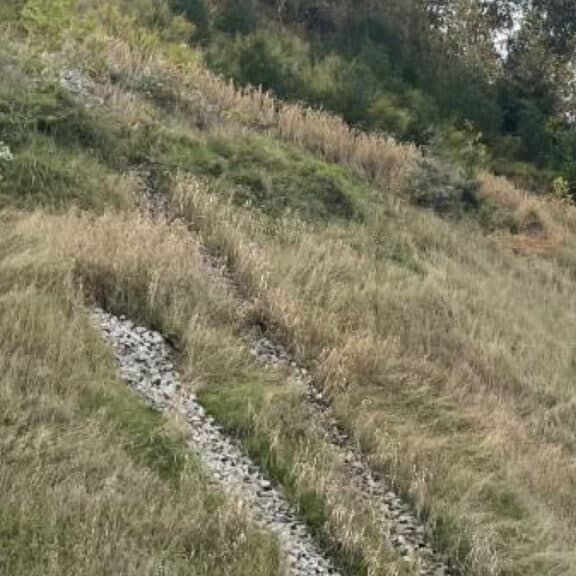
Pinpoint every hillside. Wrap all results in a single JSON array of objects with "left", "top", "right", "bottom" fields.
[
  {"left": 2, "top": 2, "right": 576, "bottom": 576},
  {"left": 198, "top": 0, "right": 576, "bottom": 194}
]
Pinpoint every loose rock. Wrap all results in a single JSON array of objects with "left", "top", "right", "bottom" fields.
[
  {"left": 249, "top": 335, "right": 456, "bottom": 576},
  {"left": 92, "top": 308, "right": 341, "bottom": 576}
]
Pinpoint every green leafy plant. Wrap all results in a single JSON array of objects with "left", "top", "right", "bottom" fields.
[{"left": 21, "top": 0, "right": 97, "bottom": 48}]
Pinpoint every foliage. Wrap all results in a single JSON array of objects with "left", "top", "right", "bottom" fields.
[
  {"left": 428, "top": 123, "right": 490, "bottom": 184},
  {"left": 169, "top": 0, "right": 210, "bottom": 40},
  {"left": 553, "top": 176, "right": 571, "bottom": 201},
  {"left": 204, "top": 0, "right": 576, "bottom": 195},
  {"left": 21, "top": 0, "right": 97, "bottom": 48},
  {"left": 208, "top": 31, "right": 307, "bottom": 100},
  {"left": 214, "top": 0, "right": 257, "bottom": 35}
]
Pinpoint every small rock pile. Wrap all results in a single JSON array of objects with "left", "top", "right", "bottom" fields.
[
  {"left": 59, "top": 69, "right": 104, "bottom": 108},
  {"left": 92, "top": 308, "right": 341, "bottom": 576},
  {"left": 59, "top": 69, "right": 92, "bottom": 96}
]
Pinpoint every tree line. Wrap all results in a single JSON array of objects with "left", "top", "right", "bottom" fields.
[{"left": 172, "top": 0, "right": 575, "bottom": 193}]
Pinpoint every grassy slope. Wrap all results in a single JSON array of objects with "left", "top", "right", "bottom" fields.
[
  {"left": 0, "top": 32, "right": 407, "bottom": 576},
  {"left": 3, "top": 4, "right": 576, "bottom": 575},
  {"left": 0, "top": 215, "right": 284, "bottom": 576},
  {"left": 0, "top": 33, "right": 284, "bottom": 576}
]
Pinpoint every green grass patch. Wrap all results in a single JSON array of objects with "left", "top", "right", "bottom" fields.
[
  {"left": 157, "top": 130, "right": 365, "bottom": 221},
  {"left": 0, "top": 135, "right": 131, "bottom": 211},
  {"left": 84, "top": 388, "right": 190, "bottom": 484}
]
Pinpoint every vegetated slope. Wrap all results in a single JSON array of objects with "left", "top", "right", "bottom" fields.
[
  {"left": 0, "top": 218, "right": 283, "bottom": 576},
  {"left": 201, "top": 0, "right": 576, "bottom": 194},
  {"left": 2, "top": 2, "right": 576, "bottom": 576}
]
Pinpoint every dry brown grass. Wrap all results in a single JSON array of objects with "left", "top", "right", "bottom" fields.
[
  {"left": 1, "top": 210, "right": 415, "bottom": 576},
  {"left": 36, "top": 20, "right": 572, "bottom": 239},
  {"left": 172, "top": 176, "right": 576, "bottom": 575},
  {"left": 92, "top": 31, "right": 576, "bottom": 254},
  {"left": 77, "top": 34, "right": 418, "bottom": 193},
  {"left": 0, "top": 212, "right": 283, "bottom": 576},
  {"left": 479, "top": 172, "right": 575, "bottom": 248}
]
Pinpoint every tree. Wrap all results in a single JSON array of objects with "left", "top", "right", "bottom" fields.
[
  {"left": 215, "top": 0, "right": 257, "bottom": 35},
  {"left": 514, "top": 0, "right": 576, "bottom": 56},
  {"left": 427, "top": 0, "right": 511, "bottom": 78}
]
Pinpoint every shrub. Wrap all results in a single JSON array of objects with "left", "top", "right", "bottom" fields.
[
  {"left": 21, "top": 0, "right": 97, "bottom": 48},
  {"left": 428, "top": 123, "right": 489, "bottom": 184},
  {"left": 214, "top": 0, "right": 257, "bottom": 35},
  {"left": 410, "top": 158, "right": 469, "bottom": 215},
  {"left": 169, "top": 0, "right": 210, "bottom": 41},
  {"left": 207, "top": 31, "right": 307, "bottom": 100}
]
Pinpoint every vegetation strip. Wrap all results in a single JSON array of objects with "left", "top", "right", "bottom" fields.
[
  {"left": 91, "top": 307, "right": 341, "bottom": 576},
  {"left": 125, "top": 101, "right": 454, "bottom": 572},
  {"left": 132, "top": 153, "right": 455, "bottom": 573}
]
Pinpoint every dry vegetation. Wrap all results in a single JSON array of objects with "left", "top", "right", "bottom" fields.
[
  {"left": 171, "top": 175, "right": 576, "bottom": 575},
  {"left": 62, "top": 32, "right": 418, "bottom": 193},
  {"left": 0, "top": 214, "right": 283, "bottom": 576},
  {"left": 1, "top": 210, "right": 412, "bottom": 576},
  {"left": 3, "top": 4, "right": 576, "bottom": 576},
  {"left": 86, "top": 30, "right": 575, "bottom": 255}
]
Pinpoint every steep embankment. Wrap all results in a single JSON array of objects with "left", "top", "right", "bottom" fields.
[{"left": 2, "top": 3, "right": 576, "bottom": 576}]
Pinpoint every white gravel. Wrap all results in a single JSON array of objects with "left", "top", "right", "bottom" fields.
[
  {"left": 92, "top": 307, "right": 342, "bottom": 576},
  {"left": 250, "top": 337, "right": 456, "bottom": 576}
]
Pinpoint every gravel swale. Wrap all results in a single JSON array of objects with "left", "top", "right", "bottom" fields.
[
  {"left": 91, "top": 307, "right": 341, "bottom": 576},
  {"left": 250, "top": 336, "right": 456, "bottom": 576}
]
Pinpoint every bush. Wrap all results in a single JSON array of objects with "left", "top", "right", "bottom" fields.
[
  {"left": 21, "top": 0, "right": 96, "bottom": 48},
  {"left": 410, "top": 158, "right": 470, "bottom": 215},
  {"left": 169, "top": 0, "right": 210, "bottom": 41},
  {"left": 207, "top": 31, "right": 307, "bottom": 100},
  {"left": 410, "top": 158, "right": 520, "bottom": 232},
  {"left": 214, "top": 0, "right": 257, "bottom": 35},
  {"left": 428, "top": 123, "right": 489, "bottom": 184}
]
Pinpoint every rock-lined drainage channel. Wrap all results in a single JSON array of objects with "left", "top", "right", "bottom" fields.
[
  {"left": 137, "top": 197, "right": 454, "bottom": 575},
  {"left": 250, "top": 337, "right": 455, "bottom": 576},
  {"left": 91, "top": 308, "right": 341, "bottom": 576},
  {"left": 64, "top": 71, "right": 455, "bottom": 574},
  {"left": 107, "top": 176, "right": 454, "bottom": 575}
]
